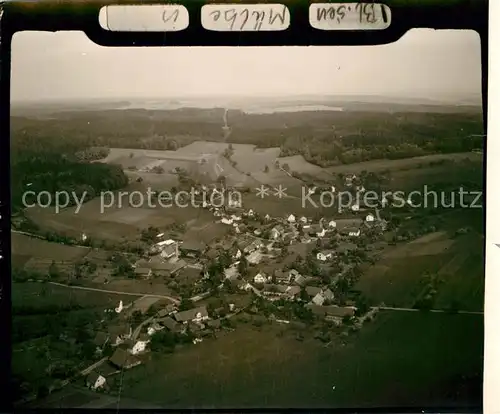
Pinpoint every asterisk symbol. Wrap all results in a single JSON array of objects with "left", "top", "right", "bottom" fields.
[
  {"left": 255, "top": 185, "right": 270, "bottom": 199},
  {"left": 274, "top": 185, "right": 288, "bottom": 198}
]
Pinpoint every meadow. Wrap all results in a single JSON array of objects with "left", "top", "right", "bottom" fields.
[{"left": 117, "top": 311, "right": 483, "bottom": 408}]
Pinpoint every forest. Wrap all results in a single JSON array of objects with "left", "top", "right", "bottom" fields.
[
  {"left": 11, "top": 106, "right": 484, "bottom": 166},
  {"left": 10, "top": 105, "right": 483, "bottom": 212},
  {"left": 11, "top": 135, "right": 128, "bottom": 213}
]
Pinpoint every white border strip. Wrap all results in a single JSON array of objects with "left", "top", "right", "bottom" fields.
[{"left": 485, "top": 1, "right": 499, "bottom": 413}]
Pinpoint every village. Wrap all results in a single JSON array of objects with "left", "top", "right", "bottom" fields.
[{"left": 81, "top": 172, "right": 390, "bottom": 394}]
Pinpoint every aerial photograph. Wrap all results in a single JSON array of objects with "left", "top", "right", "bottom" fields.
[{"left": 11, "top": 28, "right": 484, "bottom": 409}]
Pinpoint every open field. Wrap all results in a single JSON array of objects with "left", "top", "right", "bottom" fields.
[
  {"left": 326, "top": 152, "right": 482, "bottom": 175},
  {"left": 116, "top": 312, "right": 482, "bottom": 408},
  {"left": 356, "top": 253, "right": 454, "bottom": 308},
  {"left": 12, "top": 282, "right": 132, "bottom": 311},
  {"left": 12, "top": 232, "right": 90, "bottom": 262},
  {"left": 356, "top": 230, "right": 484, "bottom": 311},
  {"left": 433, "top": 247, "right": 485, "bottom": 312},
  {"left": 24, "top": 181, "right": 222, "bottom": 242}
]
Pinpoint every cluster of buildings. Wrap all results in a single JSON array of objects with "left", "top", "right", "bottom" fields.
[
  {"left": 85, "top": 299, "right": 226, "bottom": 392},
  {"left": 84, "top": 173, "right": 390, "bottom": 393}
]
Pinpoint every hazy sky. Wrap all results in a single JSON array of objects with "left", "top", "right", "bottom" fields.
[{"left": 11, "top": 29, "right": 482, "bottom": 102}]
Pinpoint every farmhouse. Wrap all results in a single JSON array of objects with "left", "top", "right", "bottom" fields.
[
  {"left": 262, "top": 284, "right": 288, "bottom": 298},
  {"left": 306, "top": 304, "right": 356, "bottom": 324},
  {"left": 287, "top": 214, "right": 296, "bottom": 223},
  {"left": 254, "top": 272, "right": 268, "bottom": 284},
  {"left": 157, "top": 304, "right": 177, "bottom": 318},
  {"left": 247, "top": 250, "right": 263, "bottom": 264},
  {"left": 158, "top": 316, "right": 184, "bottom": 333},
  {"left": 271, "top": 225, "right": 284, "bottom": 239},
  {"left": 147, "top": 322, "right": 164, "bottom": 336},
  {"left": 135, "top": 267, "right": 153, "bottom": 279},
  {"left": 239, "top": 236, "right": 263, "bottom": 254},
  {"left": 348, "top": 229, "right": 361, "bottom": 237},
  {"left": 289, "top": 269, "right": 301, "bottom": 280},
  {"left": 312, "top": 292, "right": 326, "bottom": 306},
  {"left": 86, "top": 371, "right": 106, "bottom": 391},
  {"left": 109, "top": 348, "right": 141, "bottom": 370},
  {"left": 312, "top": 288, "right": 335, "bottom": 306},
  {"left": 293, "top": 273, "right": 307, "bottom": 287},
  {"left": 179, "top": 241, "right": 205, "bottom": 258},
  {"left": 177, "top": 266, "right": 204, "bottom": 283},
  {"left": 108, "top": 326, "right": 132, "bottom": 347},
  {"left": 366, "top": 214, "right": 375, "bottom": 222},
  {"left": 317, "top": 250, "right": 335, "bottom": 262},
  {"left": 275, "top": 270, "right": 293, "bottom": 284},
  {"left": 134, "top": 259, "right": 187, "bottom": 277},
  {"left": 174, "top": 306, "right": 209, "bottom": 324},
  {"left": 158, "top": 240, "right": 179, "bottom": 260},
  {"left": 283, "top": 285, "right": 301, "bottom": 300},
  {"left": 130, "top": 336, "right": 150, "bottom": 355},
  {"left": 305, "top": 286, "right": 322, "bottom": 298},
  {"left": 224, "top": 265, "right": 240, "bottom": 281}
]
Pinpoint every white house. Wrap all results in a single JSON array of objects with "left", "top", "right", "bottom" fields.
[
  {"left": 366, "top": 214, "right": 375, "bottom": 222},
  {"left": 157, "top": 239, "right": 179, "bottom": 259},
  {"left": 87, "top": 372, "right": 106, "bottom": 391},
  {"left": 299, "top": 216, "right": 308, "bottom": 224},
  {"left": 287, "top": 214, "right": 296, "bottom": 223},
  {"left": 221, "top": 217, "right": 233, "bottom": 225},
  {"left": 328, "top": 220, "right": 337, "bottom": 229},
  {"left": 231, "top": 214, "right": 242, "bottom": 221},
  {"left": 307, "top": 187, "right": 317, "bottom": 195},
  {"left": 349, "top": 229, "right": 361, "bottom": 237},
  {"left": 317, "top": 251, "right": 334, "bottom": 262},
  {"left": 312, "top": 292, "right": 326, "bottom": 306},
  {"left": 254, "top": 273, "right": 268, "bottom": 284},
  {"left": 271, "top": 227, "right": 283, "bottom": 239},
  {"left": 265, "top": 214, "right": 271, "bottom": 221},
  {"left": 323, "top": 288, "right": 335, "bottom": 301},
  {"left": 130, "top": 339, "right": 150, "bottom": 355},
  {"left": 351, "top": 204, "right": 360, "bottom": 212},
  {"left": 316, "top": 228, "right": 327, "bottom": 238},
  {"left": 115, "top": 300, "right": 124, "bottom": 314},
  {"left": 147, "top": 322, "right": 164, "bottom": 336},
  {"left": 247, "top": 209, "right": 255, "bottom": 217},
  {"left": 247, "top": 250, "right": 263, "bottom": 264},
  {"left": 235, "top": 249, "right": 242, "bottom": 259}
]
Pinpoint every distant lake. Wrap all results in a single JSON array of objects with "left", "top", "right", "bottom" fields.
[
  {"left": 244, "top": 105, "right": 344, "bottom": 114},
  {"left": 116, "top": 100, "right": 344, "bottom": 114}
]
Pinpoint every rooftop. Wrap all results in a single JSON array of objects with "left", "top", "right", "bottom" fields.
[{"left": 174, "top": 306, "right": 209, "bottom": 323}]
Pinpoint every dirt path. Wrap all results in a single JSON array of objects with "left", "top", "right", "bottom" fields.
[
  {"left": 47, "top": 281, "right": 181, "bottom": 304},
  {"left": 377, "top": 306, "right": 483, "bottom": 315}
]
